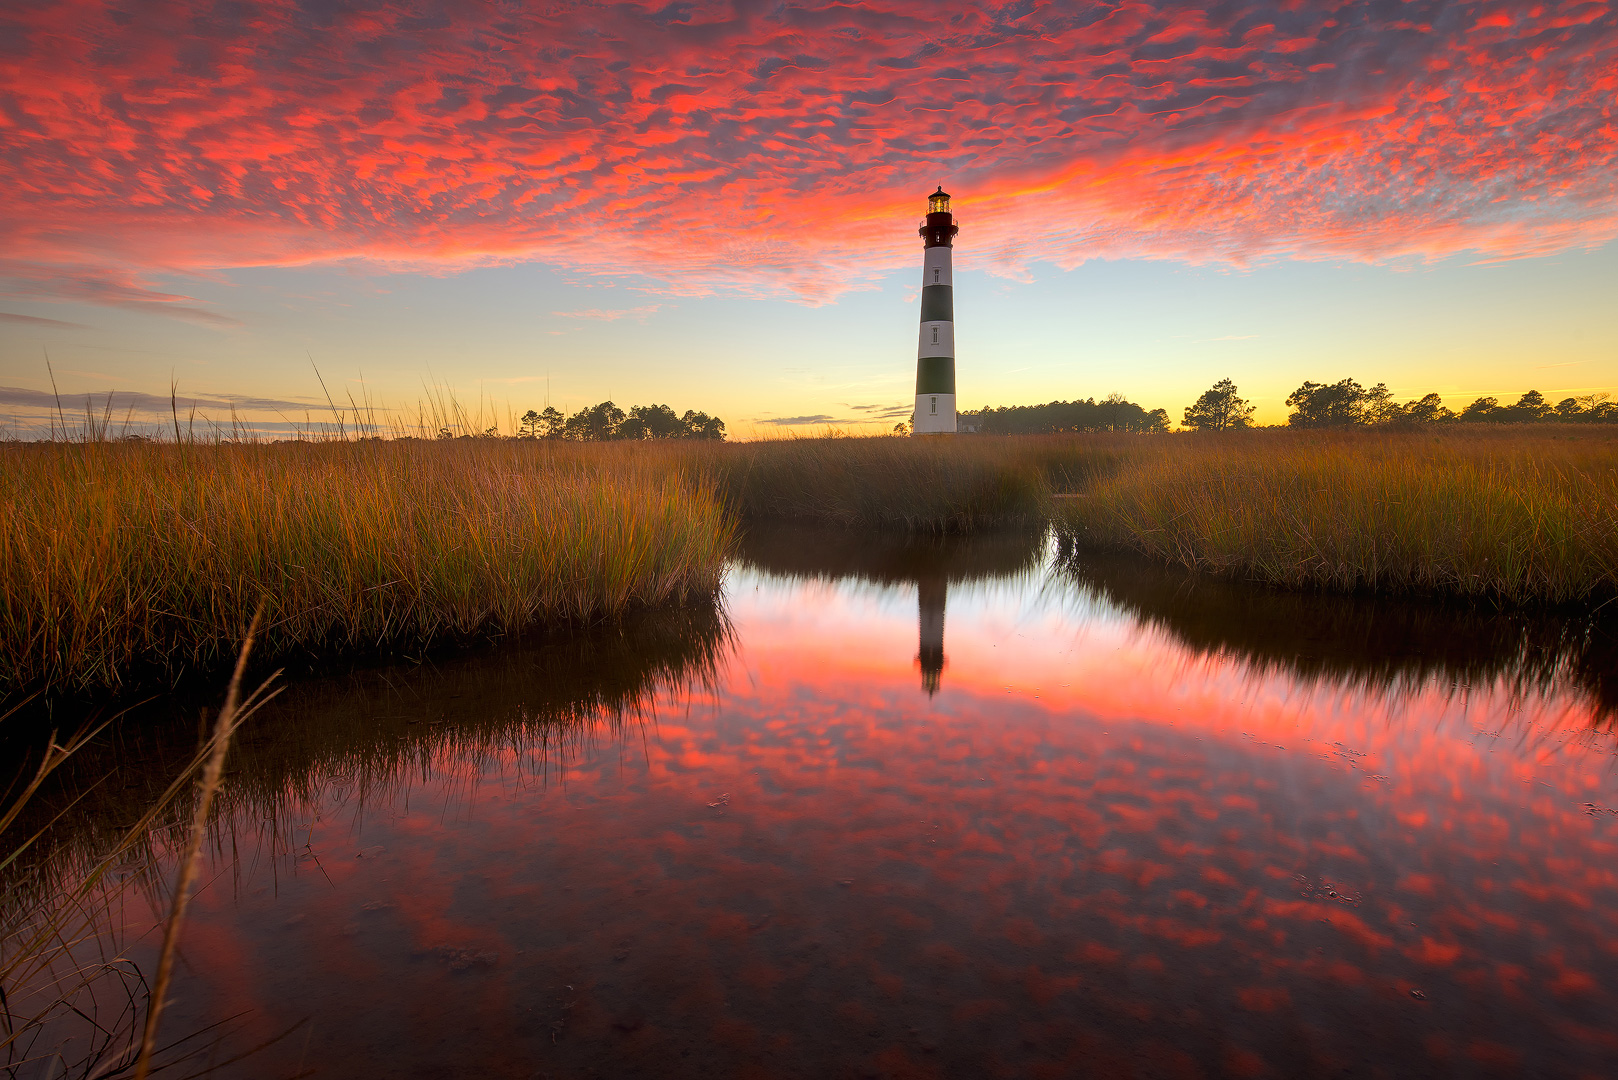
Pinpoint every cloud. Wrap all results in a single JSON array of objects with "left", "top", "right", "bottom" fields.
[
  {"left": 0, "top": 311, "right": 95, "bottom": 330},
  {"left": 0, "top": 385, "right": 320, "bottom": 415},
  {"left": 1, "top": 0, "right": 1614, "bottom": 309},
  {"left": 756, "top": 414, "right": 842, "bottom": 426},
  {"left": 845, "top": 403, "right": 917, "bottom": 419},
  {"left": 0, "top": 263, "right": 242, "bottom": 326},
  {"left": 549, "top": 305, "right": 664, "bottom": 321}
]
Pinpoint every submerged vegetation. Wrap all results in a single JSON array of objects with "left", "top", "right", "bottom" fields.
[{"left": 2, "top": 423, "right": 1615, "bottom": 699}]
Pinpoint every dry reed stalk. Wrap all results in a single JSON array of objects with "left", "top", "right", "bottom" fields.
[
  {"left": 132, "top": 613, "right": 272, "bottom": 1080},
  {"left": 0, "top": 682, "right": 280, "bottom": 1073}
]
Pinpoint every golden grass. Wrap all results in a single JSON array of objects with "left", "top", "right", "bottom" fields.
[
  {"left": 1056, "top": 427, "right": 1618, "bottom": 604},
  {"left": 0, "top": 439, "right": 731, "bottom": 695},
  {"left": 6, "top": 426, "right": 1615, "bottom": 698},
  {"left": 694, "top": 434, "right": 1110, "bottom": 530}
]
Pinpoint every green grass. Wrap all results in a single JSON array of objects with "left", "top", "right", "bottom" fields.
[
  {"left": 1054, "top": 427, "right": 1618, "bottom": 605},
  {"left": 0, "top": 438, "right": 731, "bottom": 696}
]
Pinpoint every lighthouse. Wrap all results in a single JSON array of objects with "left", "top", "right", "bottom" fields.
[{"left": 914, "top": 186, "right": 959, "bottom": 435}]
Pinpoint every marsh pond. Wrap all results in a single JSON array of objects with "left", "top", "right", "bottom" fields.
[{"left": 12, "top": 524, "right": 1618, "bottom": 1078}]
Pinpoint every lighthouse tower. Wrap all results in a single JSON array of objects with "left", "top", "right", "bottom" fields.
[{"left": 914, "top": 186, "right": 959, "bottom": 435}]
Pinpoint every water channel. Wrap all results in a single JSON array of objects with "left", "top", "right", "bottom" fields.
[{"left": 11, "top": 524, "right": 1618, "bottom": 1078}]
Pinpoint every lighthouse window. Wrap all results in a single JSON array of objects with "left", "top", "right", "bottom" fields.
[
  {"left": 930, "top": 397, "right": 937, "bottom": 414},
  {"left": 931, "top": 326, "right": 939, "bottom": 344},
  {"left": 933, "top": 268, "right": 940, "bottom": 284}
]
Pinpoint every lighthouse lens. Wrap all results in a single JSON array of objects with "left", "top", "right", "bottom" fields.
[{"left": 929, "top": 193, "right": 949, "bottom": 213}]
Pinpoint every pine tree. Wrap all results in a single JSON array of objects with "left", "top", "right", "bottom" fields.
[{"left": 1183, "top": 378, "right": 1255, "bottom": 431}]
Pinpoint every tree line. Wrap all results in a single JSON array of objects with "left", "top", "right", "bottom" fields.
[
  {"left": 1182, "top": 378, "right": 1618, "bottom": 431},
  {"left": 504, "top": 401, "right": 726, "bottom": 441},
  {"left": 959, "top": 394, "right": 1171, "bottom": 435}
]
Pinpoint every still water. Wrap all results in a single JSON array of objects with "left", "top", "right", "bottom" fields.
[{"left": 21, "top": 526, "right": 1618, "bottom": 1077}]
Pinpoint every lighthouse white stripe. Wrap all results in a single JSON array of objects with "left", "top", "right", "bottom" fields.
[
  {"left": 917, "top": 321, "right": 955, "bottom": 356},
  {"left": 913, "top": 393, "right": 957, "bottom": 435},
  {"left": 922, "top": 247, "right": 953, "bottom": 287}
]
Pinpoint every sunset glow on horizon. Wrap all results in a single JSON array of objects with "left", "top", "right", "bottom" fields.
[{"left": 2, "top": 0, "right": 1615, "bottom": 434}]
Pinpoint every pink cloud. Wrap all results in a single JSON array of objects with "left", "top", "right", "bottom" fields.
[
  {"left": 550, "top": 305, "right": 665, "bottom": 321},
  {"left": 0, "top": 0, "right": 1612, "bottom": 315}
]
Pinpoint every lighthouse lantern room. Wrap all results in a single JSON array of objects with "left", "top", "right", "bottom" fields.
[{"left": 914, "top": 186, "right": 959, "bottom": 435}]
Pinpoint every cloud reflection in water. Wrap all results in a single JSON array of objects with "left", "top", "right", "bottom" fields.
[{"left": 41, "top": 530, "right": 1618, "bottom": 1077}]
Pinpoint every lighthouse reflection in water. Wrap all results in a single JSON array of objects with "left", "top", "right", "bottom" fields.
[
  {"left": 736, "top": 522, "right": 1043, "bottom": 697},
  {"left": 917, "top": 575, "right": 946, "bottom": 694}
]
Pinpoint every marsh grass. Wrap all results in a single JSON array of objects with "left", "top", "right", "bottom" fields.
[
  {"left": 1057, "top": 427, "right": 1618, "bottom": 604},
  {"left": 1, "top": 439, "right": 731, "bottom": 697},
  {"left": 6, "top": 426, "right": 1616, "bottom": 700},
  {"left": 696, "top": 434, "right": 1115, "bottom": 531}
]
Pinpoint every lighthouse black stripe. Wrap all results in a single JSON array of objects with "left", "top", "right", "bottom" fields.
[
  {"left": 920, "top": 285, "right": 953, "bottom": 323},
  {"left": 916, "top": 356, "right": 956, "bottom": 395}
]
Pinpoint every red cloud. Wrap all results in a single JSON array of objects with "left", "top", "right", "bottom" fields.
[{"left": 1, "top": 0, "right": 1614, "bottom": 314}]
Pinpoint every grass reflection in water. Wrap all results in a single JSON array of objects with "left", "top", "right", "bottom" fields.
[{"left": 1060, "top": 541, "right": 1618, "bottom": 728}]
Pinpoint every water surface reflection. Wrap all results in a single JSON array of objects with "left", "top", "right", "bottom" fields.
[{"left": 18, "top": 529, "right": 1618, "bottom": 1078}]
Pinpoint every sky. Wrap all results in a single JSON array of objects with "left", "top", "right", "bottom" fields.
[{"left": 1, "top": 0, "right": 1615, "bottom": 436}]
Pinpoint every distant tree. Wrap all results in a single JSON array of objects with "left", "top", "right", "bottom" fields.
[
  {"left": 544, "top": 402, "right": 727, "bottom": 441},
  {"left": 620, "top": 403, "right": 687, "bottom": 440},
  {"left": 563, "top": 401, "right": 625, "bottom": 441},
  {"left": 435, "top": 426, "right": 455, "bottom": 440},
  {"left": 892, "top": 420, "right": 912, "bottom": 436},
  {"left": 679, "top": 410, "right": 726, "bottom": 440},
  {"left": 1577, "top": 393, "right": 1618, "bottom": 424},
  {"left": 1182, "top": 378, "right": 1254, "bottom": 431},
  {"left": 1501, "top": 390, "right": 1550, "bottom": 423},
  {"left": 1554, "top": 397, "right": 1584, "bottom": 420},
  {"left": 1399, "top": 393, "right": 1455, "bottom": 425},
  {"left": 1286, "top": 379, "right": 1369, "bottom": 427},
  {"left": 1361, "top": 383, "right": 1402, "bottom": 425},
  {"left": 517, "top": 410, "right": 543, "bottom": 439},
  {"left": 974, "top": 396, "right": 1168, "bottom": 434},
  {"left": 1097, "top": 392, "right": 1169, "bottom": 433},
  {"left": 538, "top": 406, "right": 566, "bottom": 438},
  {"left": 1458, "top": 396, "right": 1501, "bottom": 422}
]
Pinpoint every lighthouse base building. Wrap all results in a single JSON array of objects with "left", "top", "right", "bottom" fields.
[{"left": 914, "top": 187, "right": 959, "bottom": 435}]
